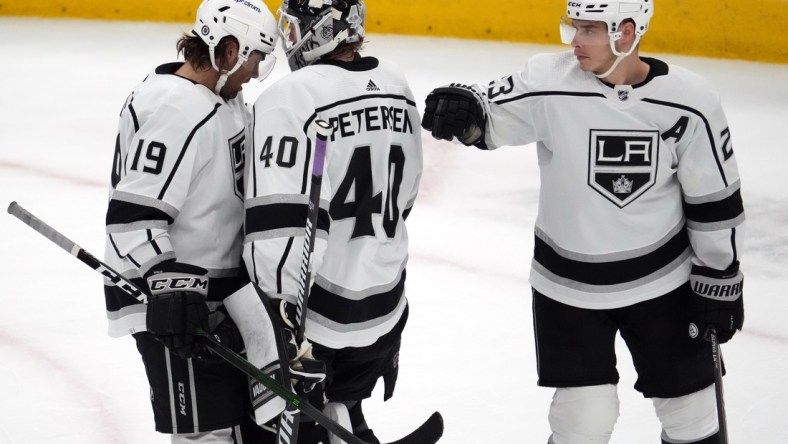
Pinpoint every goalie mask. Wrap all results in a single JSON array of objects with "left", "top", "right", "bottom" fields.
[
  {"left": 278, "top": 0, "right": 366, "bottom": 71},
  {"left": 194, "top": 0, "right": 279, "bottom": 93}
]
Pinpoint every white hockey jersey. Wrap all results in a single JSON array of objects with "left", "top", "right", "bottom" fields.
[
  {"left": 244, "top": 57, "right": 422, "bottom": 348},
  {"left": 477, "top": 52, "right": 744, "bottom": 309},
  {"left": 104, "top": 62, "right": 249, "bottom": 337}
]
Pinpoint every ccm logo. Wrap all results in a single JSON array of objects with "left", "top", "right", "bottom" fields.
[{"left": 149, "top": 277, "right": 208, "bottom": 292}]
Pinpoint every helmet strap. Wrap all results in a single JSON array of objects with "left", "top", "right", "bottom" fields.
[
  {"left": 209, "top": 43, "right": 247, "bottom": 95},
  {"left": 595, "top": 34, "right": 641, "bottom": 79}
]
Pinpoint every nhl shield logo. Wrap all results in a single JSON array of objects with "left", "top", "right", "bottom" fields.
[{"left": 588, "top": 130, "right": 659, "bottom": 208}]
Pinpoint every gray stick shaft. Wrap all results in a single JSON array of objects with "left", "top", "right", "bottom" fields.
[
  {"left": 7, "top": 201, "right": 148, "bottom": 303},
  {"left": 710, "top": 329, "right": 728, "bottom": 443},
  {"left": 8, "top": 201, "right": 80, "bottom": 256}
]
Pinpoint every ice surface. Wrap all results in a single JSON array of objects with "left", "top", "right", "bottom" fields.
[{"left": 1, "top": 17, "right": 787, "bottom": 443}]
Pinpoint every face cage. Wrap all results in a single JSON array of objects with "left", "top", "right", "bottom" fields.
[{"left": 278, "top": 9, "right": 333, "bottom": 53}]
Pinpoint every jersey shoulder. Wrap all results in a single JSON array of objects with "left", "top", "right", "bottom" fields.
[
  {"left": 655, "top": 63, "right": 722, "bottom": 113},
  {"left": 131, "top": 65, "right": 223, "bottom": 125}
]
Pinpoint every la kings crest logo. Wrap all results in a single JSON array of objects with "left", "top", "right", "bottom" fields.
[
  {"left": 588, "top": 130, "right": 659, "bottom": 208},
  {"left": 228, "top": 131, "right": 246, "bottom": 200}
]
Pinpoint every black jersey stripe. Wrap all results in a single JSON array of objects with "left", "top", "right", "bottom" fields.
[
  {"left": 107, "top": 200, "right": 173, "bottom": 226},
  {"left": 731, "top": 227, "right": 739, "bottom": 263},
  {"left": 311, "top": 94, "right": 417, "bottom": 116},
  {"left": 683, "top": 189, "right": 744, "bottom": 224},
  {"left": 494, "top": 91, "right": 606, "bottom": 106},
  {"left": 158, "top": 103, "right": 222, "bottom": 200},
  {"left": 308, "top": 270, "right": 406, "bottom": 325},
  {"left": 276, "top": 237, "right": 294, "bottom": 295},
  {"left": 245, "top": 203, "right": 330, "bottom": 235},
  {"left": 643, "top": 98, "right": 729, "bottom": 187},
  {"left": 128, "top": 101, "right": 140, "bottom": 132},
  {"left": 533, "top": 228, "right": 690, "bottom": 286},
  {"left": 148, "top": 230, "right": 163, "bottom": 255},
  {"left": 107, "top": 233, "right": 142, "bottom": 268}
]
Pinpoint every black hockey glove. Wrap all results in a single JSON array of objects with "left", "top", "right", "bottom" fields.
[
  {"left": 194, "top": 309, "right": 245, "bottom": 362},
  {"left": 688, "top": 262, "right": 744, "bottom": 344},
  {"left": 422, "top": 83, "right": 487, "bottom": 147},
  {"left": 145, "top": 261, "right": 210, "bottom": 359}
]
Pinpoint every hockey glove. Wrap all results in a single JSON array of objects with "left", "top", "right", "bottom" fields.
[
  {"left": 145, "top": 261, "right": 210, "bottom": 359},
  {"left": 279, "top": 300, "right": 327, "bottom": 398},
  {"left": 422, "top": 83, "right": 487, "bottom": 147},
  {"left": 194, "top": 309, "right": 246, "bottom": 362},
  {"left": 688, "top": 262, "right": 744, "bottom": 344}
]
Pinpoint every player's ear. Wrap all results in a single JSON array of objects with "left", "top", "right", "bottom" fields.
[
  {"left": 217, "top": 38, "right": 240, "bottom": 71},
  {"left": 621, "top": 20, "right": 637, "bottom": 41},
  {"left": 617, "top": 20, "right": 638, "bottom": 53}
]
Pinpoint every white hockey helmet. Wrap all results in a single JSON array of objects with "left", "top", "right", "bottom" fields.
[
  {"left": 278, "top": 0, "right": 366, "bottom": 71},
  {"left": 194, "top": 0, "right": 279, "bottom": 83},
  {"left": 560, "top": 1, "right": 653, "bottom": 56}
]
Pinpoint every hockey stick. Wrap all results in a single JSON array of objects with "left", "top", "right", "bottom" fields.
[
  {"left": 276, "top": 119, "right": 333, "bottom": 444},
  {"left": 709, "top": 328, "right": 729, "bottom": 444},
  {"left": 293, "top": 119, "right": 332, "bottom": 343},
  {"left": 6, "top": 201, "right": 444, "bottom": 444}
]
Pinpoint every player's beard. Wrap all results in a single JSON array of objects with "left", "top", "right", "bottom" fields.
[{"left": 220, "top": 86, "right": 240, "bottom": 101}]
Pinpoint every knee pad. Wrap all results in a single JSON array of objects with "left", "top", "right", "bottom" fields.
[
  {"left": 653, "top": 385, "right": 718, "bottom": 443},
  {"left": 548, "top": 384, "right": 619, "bottom": 444}
]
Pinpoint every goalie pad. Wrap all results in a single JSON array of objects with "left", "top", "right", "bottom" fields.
[{"left": 223, "top": 283, "right": 290, "bottom": 425}]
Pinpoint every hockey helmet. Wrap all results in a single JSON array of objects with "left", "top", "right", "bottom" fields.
[
  {"left": 194, "top": 0, "right": 279, "bottom": 80},
  {"left": 278, "top": 0, "right": 366, "bottom": 71},
  {"left": 560, "top": 1, "right": 653, "bottom": 56}
]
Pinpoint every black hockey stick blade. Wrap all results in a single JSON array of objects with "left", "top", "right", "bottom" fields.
[
  {"left": 709, "top": 328, "right": 729, "bottom": 444},
  {"left": 7, "top": 201, "right": 444, "bottom": 444},
  {"left": 199, "top": 334, "right": 443, "bottom": 444},
  {"left": 387, "top": 411, "right": 443, "bottom": 444}
]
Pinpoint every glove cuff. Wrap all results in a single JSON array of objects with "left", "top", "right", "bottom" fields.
[
  {"left": 690, "top": 262, "right": 743, "bottom": 302},
  {"left": 145, "top": 261, "right": 209, "bottom": 297}
]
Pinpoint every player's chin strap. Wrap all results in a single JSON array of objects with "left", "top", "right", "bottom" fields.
[
  {"left": 208, "top": 43, "right": 247, "bottom": 95},
  {"left": 595, "top": 34, "right": 641, "bottom": 80}
]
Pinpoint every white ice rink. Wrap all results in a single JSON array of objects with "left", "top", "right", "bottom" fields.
[{"left": 1, "top": 17, "right": 787, "bottom": 443}]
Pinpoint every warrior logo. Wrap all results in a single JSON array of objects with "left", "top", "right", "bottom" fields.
[
  {"left": 588, "top": 130, "right": 659, "bottom": 208},
  {"left": 228, "top": 130, "right": 246, "bottom": 200}
]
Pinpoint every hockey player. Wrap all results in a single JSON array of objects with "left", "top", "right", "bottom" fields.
[
  {"left": 103, "top": 0, "right": 280, "bottom": 442},
  {"left": 422, "top": 1, "right": 744, "bottom": 443},
  {"left": 243, "top": 0, "right": 423, "bottom": 442}
]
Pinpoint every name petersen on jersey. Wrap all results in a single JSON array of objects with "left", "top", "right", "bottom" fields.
[
  {"left": 326, "top": 104, "right": 414, "bottom": 141},
  {"left": 588, "top": 129, "right": 659, "bottom": 208}
]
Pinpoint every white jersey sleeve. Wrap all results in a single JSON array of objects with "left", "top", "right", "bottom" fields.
[{"left": 670, "top": 70, "right": 744, "bottom": 272}]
